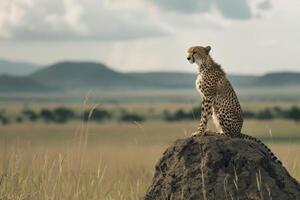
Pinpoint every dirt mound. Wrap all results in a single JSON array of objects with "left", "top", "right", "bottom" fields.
[{"left": 144, "top": 132, "right": 300, "bottom": 200}]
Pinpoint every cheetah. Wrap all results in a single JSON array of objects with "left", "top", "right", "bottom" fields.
[{"left": 187, "top": 45, "right": 282, "bottom": 164}]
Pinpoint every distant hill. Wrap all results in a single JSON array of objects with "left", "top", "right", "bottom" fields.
[
  {"left": 29, "top": 61, "right": 300, "bottom": 90},
  {"left": 227, "top": 75, "right": 258, "bottom": 87},
  {"left": 130, "top": 73, "right": 259, "bottom": 88},
  {"left": 0, "top": 75, "right": 51, "bottom": 92},
  {"left": 0, "top": 60, "right": 39, "bottom": 76},
  {"left": 29, "top": 61, "right": 149, "bottom": 89},
  {"left": 255, "top": 72, "right": 300, "bottom": 86},
  {"left": 0, "top": 59, "right": 295, "bottom": 93}
]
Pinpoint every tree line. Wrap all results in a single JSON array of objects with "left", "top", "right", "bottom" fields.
[
  {"left": 163, "top": 106, "right": 300, "bottom": 122},
  {"left": 0, "top": 107, "right": 145, "bottom": 125},
  {"left": 0, "top": 105, "right": 300, "bottom": 125}
]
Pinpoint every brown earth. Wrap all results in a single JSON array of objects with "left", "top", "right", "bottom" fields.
[{"left": 144, "top": 132, "right": 300, "bottom": 200}]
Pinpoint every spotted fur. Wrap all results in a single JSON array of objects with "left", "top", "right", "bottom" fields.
[{"left": 187, "top": 45, "right": 282, "bottom": 165}]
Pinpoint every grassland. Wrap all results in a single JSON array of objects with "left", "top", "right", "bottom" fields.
[
  {"left": 0, "top": 102, "right": 300, "bottom": 199},
  {"left": 2, "top": 84, "right": 300, "bottom": 104},
  {"left": 3, "top": 100, "right": 300, "bottom": 119}
]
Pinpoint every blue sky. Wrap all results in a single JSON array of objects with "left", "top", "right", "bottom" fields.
[{"left": 0, "top": 0, "right": 300, "bottom": 74}]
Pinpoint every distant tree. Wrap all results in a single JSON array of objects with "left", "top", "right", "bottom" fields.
[
  {"left": 272, "top": 106, "right": 284, "bottom": 118},
  {"left": 53, "top": 107, "right": 75, "bottom": 123},
  {"left": 173, "top": 109, "right": 189, "bottom": 120},
  {"left": 190, "top": 106, "right": 201, "bottom": 119},
  {"left": 22, "top": 109, "right": 39, "bottom": 121},
  {"left": 119, "top": 113, "right": 145, "bottom": 123},
  {"left": 16, "top": 116, "right": 23, "bottom": 123},
  {"left": 243, "top": 110, "right": 256, "bottom": 119},
  {"left": 256, "top": 108, "right": 274, "bottom": 120},
  {"left": 0, "top": 111, "right": 10, "bottom": 125},
  {"left": 273, "top": 106, "right": 282, "bottom": 113},
  {"left": 40, "top": 109, "right": 55, "bottom": 122},
  {"left": 83, "top": 108, "right": 111, "bottom": 122},
  {"left": 1, "top": 117, "right": 10, "bottom": 125},
  {"left": 283, "top": 106, "right": 300, "bottom": 122}
]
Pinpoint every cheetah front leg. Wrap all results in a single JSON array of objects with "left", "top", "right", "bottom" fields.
[{"left": 192, "top": 99, "right": 212, "bottom": 136}]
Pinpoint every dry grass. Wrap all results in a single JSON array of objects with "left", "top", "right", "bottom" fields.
[
  {"left": 0, "top": 120, "right": 166, "bottom": 199},
  {"left": 0, "top": 102, "right": 300, "bottom": 199},
  {"left": 0, "top": 143, "right": 161, "bottom": 199}
]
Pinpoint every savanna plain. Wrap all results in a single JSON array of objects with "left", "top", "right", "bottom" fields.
[{"left": 0, "top": 100, "right": 300, "bottom": 199}]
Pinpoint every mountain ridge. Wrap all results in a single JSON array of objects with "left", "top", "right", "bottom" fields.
[
  {"left": 0, "top": 59, "right": 300, "bottom": 92},
  {"left": 255, "top": 71, "right": 300, "bottom": 86},
  {"left": 0, "top": 59, "right": 39, "bottom": 76},
  {"left": 0, "top": 75, "right": 52, "bottom": 92},
  {"left": 29, "top": 61, "right": 151, "bottom": 89}
]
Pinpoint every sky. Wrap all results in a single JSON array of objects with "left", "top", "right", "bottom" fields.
[{"left": 0, "top": 0, "right": 300, "bottom": 74}]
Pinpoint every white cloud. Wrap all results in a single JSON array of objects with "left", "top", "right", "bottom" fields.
[
  {"left": 43, "top": 0, "right": 88, "bottom": 36},
  {"left": 0, "top": 0, "right": 167, "bottom": 41},
  {"left": 0, "top": 0, "right": 274, "bottom": 41},
  {"left": 62, "top": 0, "right": 87, "bottom": 33},
  {"left": 149, "top": 0, "right": 273, "bottom": 20},
  {"left": 0, "top": 0, "right": 34, "bottom": 38}
]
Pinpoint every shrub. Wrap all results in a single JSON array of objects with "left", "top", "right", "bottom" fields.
[
  {"left": 119, "top": 113, "right": 145, "bottom": 123},
  {"left": 1, "top": 117, "right": 10, "bottom": 125},
  {"left": 173, "top": 109, "right": 191, "bottom": 120},
  {"left": 0, "top": 111, "right": 10, "bottom": 125},
  {"left": 83, "top": 108, "right": 111, "bottom": 122},
  {"left": 169, "top": 109, "right": 183, "bottom": 121},
  {"left": 22, "top": 109, "right": 39, "bottom": 121},
  {"left": 53, "top": 107, "right": 76, "bottom": 123},
  {"left": 40, "top": 109, "right": 55, "bottom": 122},
  {"left": 16, "top": 116, "right": 23, "bottom": 123},
  {"left": 283, "top": 106, "right": 300, "bottom": 122},
  {"left": 272, "top": 106, "right": 283, "bottom": 118},
  {"left": 243, "top": 110, "right": 256, "bottom": 119},
  {"left": 189, "top": 106, "right": 201, "bottom": 119},
  {"left": 256, "top": 108, "right": 274, "bottom": 120}
]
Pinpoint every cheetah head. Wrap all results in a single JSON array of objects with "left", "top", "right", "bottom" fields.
[{"left": 187, "top": 46, "right": 211, "bottom": 65}]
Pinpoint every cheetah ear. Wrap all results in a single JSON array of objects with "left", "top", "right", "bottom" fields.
[{"left": 205, "top": 46, "right": 211, "bottom": 54}]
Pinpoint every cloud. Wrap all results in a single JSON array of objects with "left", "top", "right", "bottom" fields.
[
  {"left": 215, "top": 0, "right": 251, "bottom": 19},
  {"left": 0, "top": 0, "right": 34, "bottom": 38},
  {"left": 150, "top": 0, "right": 271, "bottom": 20},
  {"left": 257, "top": 0, "right": 272, "bottom": 10},
  {"left": 0, "top": 0, "right": 274, "bottom": 41},
  {"left": 149, "top": 0, "right": 211, "bottom": 13},
  {"left": 0, "top": 0, "right": 167, "bottom": 41},
  {"left": 62, "top": 0, "right": 87, "bottom": 33}
]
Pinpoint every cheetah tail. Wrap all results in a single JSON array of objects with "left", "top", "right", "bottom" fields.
[{"left": 238, "top": 133, "right": 282, "bottom": 165}]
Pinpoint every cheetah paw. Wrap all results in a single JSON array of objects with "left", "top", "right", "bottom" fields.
[{"left": 191, "top": 130, "right": 206, "bottom": 137}]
